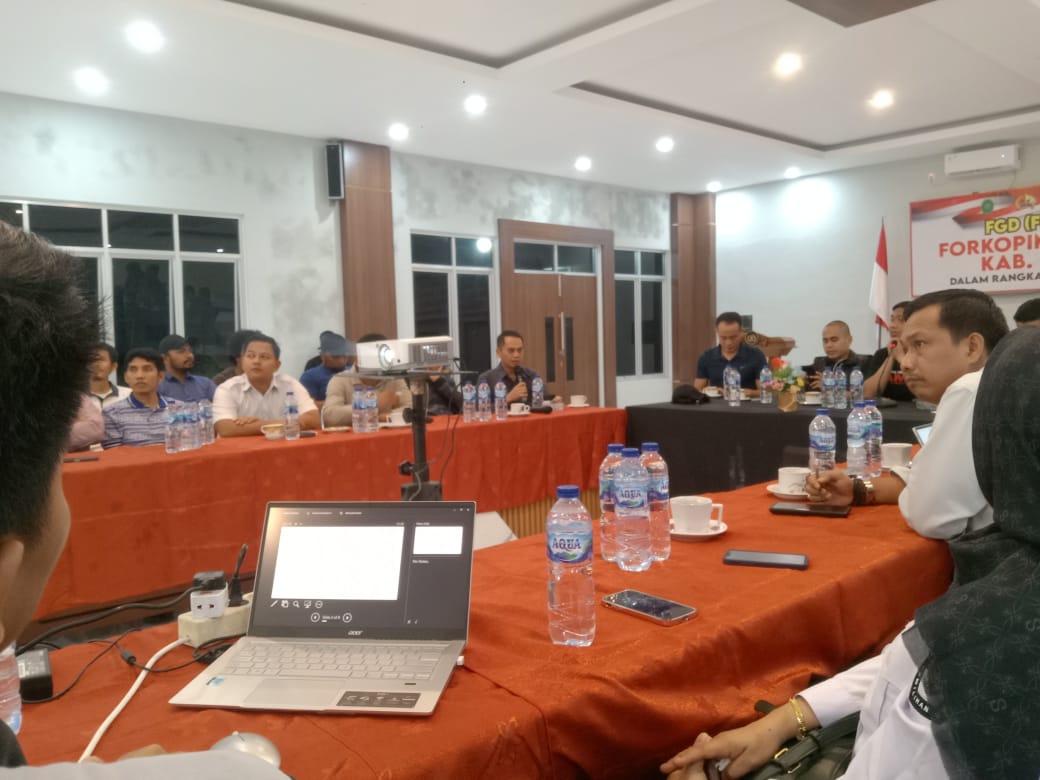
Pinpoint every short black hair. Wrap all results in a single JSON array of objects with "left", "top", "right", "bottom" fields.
[
  {"left": 244, "top": 333, "right": 281, "bottom": 359},
  {"left": 123, "top": 347, "right": 164, "bottom": 373},
  {"left": 715, "top": 312, "right": 742, "bottom": 327},
  {"left": 0, "top": 223, "right": 98, "bottom": 540},
  {"left": 496, "top": 330, "right": 524, "bottom": 348},
  {"left": 903, "top": 288, "right": 1009, "bottom": 354},
  {"left": 226, "top": 329, "right": 261, "bottom": 363},
  {"left": 93, "top": 342, "right": 117, "bottom": 363},
  {"left": 358, "top": 333, "right": 386, "bottom": 344},
  {"left": 1013, "top": 298, "right": 1040, "bottom": 324},
  {"left": 892, "top": 300, "right": 910, "bottom": 312}
]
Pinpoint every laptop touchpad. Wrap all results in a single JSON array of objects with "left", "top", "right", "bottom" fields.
[{"left": 245, "top": 678, "right": 339, "bottom": 707}]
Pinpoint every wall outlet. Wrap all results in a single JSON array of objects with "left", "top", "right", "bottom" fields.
[{"left": 178, "top": 592, "right": 252, "bottom": 647}]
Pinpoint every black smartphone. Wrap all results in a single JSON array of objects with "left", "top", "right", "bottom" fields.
[
  {"left": 299, "top": 430, "right": 318, "bottom": 438},
  {"left": 602, "top": 589, "right": 697, "bottom": 625},
  {"left": 723, "top": 549, "right": 809, "bottom": 570},
  {"left": 62, "top": 456, "right": 100, "bottom": 463},
  {"left": 770, "top": 501, "right": 850, "bottom": 518}
]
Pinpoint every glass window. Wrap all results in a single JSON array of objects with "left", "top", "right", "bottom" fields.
[
  {"left": 456, "top": 237, "right": 493, "bottom": 268},
  {"left": 641, "top": 251, "right": 665, "bottom": 276},
  {"left": 113, "top": 258, "right": 170, "bottom": 361},
  {"left": 515, "top": 242, "right": 554, "bottom": 272},
  {"left": 179, "top": 215, "right": 239, "bottom": 254},
  {"left": 0, "top": 202, "right": 23, "bottom": 228},
  {"left": 109, "top": 210, "right": 174, "bottom": 251},
  {"left": 557, "top": 245, "right": 595, "bottom": 274},
  {"left": 413, "top": 272, "right": 451, "bottom": 338},
  {"left": 28, "top": 205, "right": 103, "bottom": 247},
  {"left": 411, "top": 234, "right": 451, "bottom": 266},
  {"left": 641, "top": 281, "right": 664, "bottom": 374},
  {"left": 73, "top": 256, "right": 100, "bottom": 315},
  {"left": 457, "top": 274, "right": 491, "bottom": 373},
  {"left": 615, "top": 250, "right": 636, "bottom": 275},
  {"left": 615, "top": 280, "right": 636, "bottom": 376},
  {"left": 183, "top": 261, "right": 237, "bottom": 378}
]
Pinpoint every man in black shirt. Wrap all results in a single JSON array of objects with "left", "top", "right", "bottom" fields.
[
  {"left": 809, "top": 320, "right": 865, "bottom": 389},
  {"left": 865, "top": 301, "right": 916, "bottom": 402}
]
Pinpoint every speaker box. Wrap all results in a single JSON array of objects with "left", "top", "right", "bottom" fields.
[{"left": 325, "top": 142, "right": 344, "bottom": 200}]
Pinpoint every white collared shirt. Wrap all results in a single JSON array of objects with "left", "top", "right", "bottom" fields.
[{"left": 212, "top": 374, "right": 316, "bottom": 422}]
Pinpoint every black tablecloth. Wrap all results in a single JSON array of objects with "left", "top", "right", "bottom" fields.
[{"left": 626, "top": 400, "right": 933, "bottom": 496}]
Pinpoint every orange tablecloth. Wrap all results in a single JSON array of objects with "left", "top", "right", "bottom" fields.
[
  {"left": 21, "top": 481, "right": 952, "bottom": 778},
  {"left": 41, "top": 408, "right": 625, "bottom": 620}
]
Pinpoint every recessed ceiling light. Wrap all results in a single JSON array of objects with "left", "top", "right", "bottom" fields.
[
  {"left": 73, "top": 67, "right": 110, "bottom": 96},
  {"left": 706, "top": 180, "right": 722, "bottom": 193},
  {"left": 125, "top": 20, "right": 165, "bottom": 53},
  {"left": 784, "top": 166, "right": 801, "bottom": 179},
  {"left": 655, "top": 136, "right": 675, "bottom": 153},
  {"left": 868, "top": 89, "right": 894, "bottom": 110},
  {"left": 387, "top": 122, "right": 409, "bottom": 141},
  {"left": 773, "top": 52, "right": 802, "bottom": 78},
  {"left": 463, "top": 94, "right": 487, "bottom": 116},
  {"left": 574, "top": 156, "right": 592, "bottom": 172},
  {"left": 475, "top": 237, "right": 492, "bottom": 253}
]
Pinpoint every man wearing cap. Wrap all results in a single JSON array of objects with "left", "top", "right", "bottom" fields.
[
  {"left": 299, "top": 330, "right": 353, "bottom": 408},
  {"left": 157, "top": 334, "right": 216, "bottom": 402}
]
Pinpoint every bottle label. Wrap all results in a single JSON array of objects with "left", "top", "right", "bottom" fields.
[
  {"left": 615, "top": 485, "right": 646, "bottom": 511},
  {"left": 599, "top": 477, "right": 612, "bottom": 503},
  {"left": 547, "top": 531, "right": 592, "bottom": 563},
  {"left": 809, "top": 431, "right": 836, "bottom": 450},
  {"left": 647, "top": 476, "right": 669, "bottom": 502},
  {"left": 463, "top": 386, "right": 475, "bottom": 401}
]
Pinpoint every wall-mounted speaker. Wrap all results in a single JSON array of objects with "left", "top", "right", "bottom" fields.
[{"left": 325, "top": 142, "right": 344, "bottom": 200}]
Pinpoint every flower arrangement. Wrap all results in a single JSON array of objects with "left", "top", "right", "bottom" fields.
[{"left": 767, "top": 357, "right": 805, "bottom": 394}]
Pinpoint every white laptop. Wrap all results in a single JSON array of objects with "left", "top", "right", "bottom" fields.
[{"left": 170, "top": 500, "right": 475, "bottom": 716}]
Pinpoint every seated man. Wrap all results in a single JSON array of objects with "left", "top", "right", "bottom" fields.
[
  {"left": 212, "top": 334, "right": 319, "bottom": 437},
  {"left": 1013, "top": 297, "right": 1040, "bottom": 327},
  {"left": 694, "top": 312, "right": 765, "bottom": 395},
  {"left": 88, "top": 342, "right": 131, "bottom": 409},
  {"left": 477, "top": 330, "right": 546, "bottom": 405},
  {"left": 809, "top": 320, "right": 865, "bottom": 388},
  {"left": 863, "top": 301, "right": 915, "bottom": 402},
  {"left": 807, "top": 288, "right": 1008, "bottom": 539},
  {"left": 157, "top": 334, "right": 216, "bottom": 402},
  {"left": 212, "top": 328, "right": 261, "bottom": 386},
  {"left": 323, "top": 333, "right": 412, "bottom": 426},
  {"left": 65, "top": 393, "right": 104, "bottom": 451},
  {"left": 102, "top": 348, "right": 177, "bottom": 448},
  {"left": 298, "top": 330, "right": 353, "bottom": 407}
]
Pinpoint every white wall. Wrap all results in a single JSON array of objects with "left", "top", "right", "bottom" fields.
[
  {"left": 0, "top": 92, "right": 341, "bottom": 373},
  {"left": 389, "top": 152, "right": 673, "bottom": 406},
  {"left": 716, "top": 139, "right": 1040, "bottom": 368}
]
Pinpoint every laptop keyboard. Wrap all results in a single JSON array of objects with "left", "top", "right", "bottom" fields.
[{"left": 224, "top": 643, "right": 448, "bottom": 681}]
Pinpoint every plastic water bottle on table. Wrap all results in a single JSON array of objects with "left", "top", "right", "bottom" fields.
[
  {"left": 846, "top": 402, "right": 868, "bottom": 476},
  {"left": 494, "top": 380, "right": 508, "bottom": 420},
  {"left": 597, "top": 443, "right": 624, "bottom": 562},
  {"left": 723, "top": 365, "right": 741, "bottom": 407},
  {"left": 613, "top": 447, "right": 652, "bottom": 572},
  {"left": 808, "top": 409, "right": 836, "bottom": 473},
  {"left": 477, "top": 380, "right": 491, "bottom": 422},
  {"left": 865, "top": 400, "right": 883, "bottom": 478},
  {"left": 546, "top": 485, "right": 595, "bottom": 647},
  {"left": 640, "top": 442, "right": 671, "bottom": 562},
  {"left": 462, "top": 382, "right": 476, "bottom": 422},
  {"left": 759, "top": 365, "right": 773, "bottom": 404}
]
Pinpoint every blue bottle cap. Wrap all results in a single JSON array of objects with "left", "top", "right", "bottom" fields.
[
  {"left": 854, "top": 401, "right": 866, "bottom": 408},
  {"left": 621, "top": 447, "right": 640, "bottom": 457},
  {"left": 607, "top": 443, "right": 624, "bottom": 453},
  {"left": 815, "top": 409, "right": 830, "bottom": 415},
  {"left": 556, "top": 485, "right": 580, "bottom": 499},
  {"left": 640, "top": 442, "right": 659, "bottom": 452}
]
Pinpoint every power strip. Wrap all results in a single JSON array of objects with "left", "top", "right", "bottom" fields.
[{"left": 177, "top": 592, "right": 252, "bottom": 647}]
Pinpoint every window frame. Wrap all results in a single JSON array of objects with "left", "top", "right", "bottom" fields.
[
  {"left": 615, "top": 248, "right": 670, "bottom": 379},
  {"left": 513, "top": 239, "right": 598, "bottom": 276}
]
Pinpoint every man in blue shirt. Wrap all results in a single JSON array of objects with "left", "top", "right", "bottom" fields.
[
  {"left": 103, "top": 348, "right": 176, "bottom": 447},
  {"left": 694, "top": 312, "right": 765, "bottom": 395},
  {"left": 299, "top": 330, "right": 353, "bottom": 407},
  {"left": 157, "top": 334, "right": 216, "bottom": 402}
]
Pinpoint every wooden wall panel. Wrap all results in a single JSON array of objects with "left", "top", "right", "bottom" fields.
[{"left": 671, "top": 193, "right": 716, "bottom": 385}]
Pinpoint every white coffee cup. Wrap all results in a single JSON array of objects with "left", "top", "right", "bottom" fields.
[
  {"left": 510, "top": 402, "right": 529, "bottom": 415},
  {"left": 671, "top": 496, "right": 724, "bottom": 534},
  {"left": 803, "top": 391, "right": 822, "bottom": 403},
  {"left": 777, "top": 466, "right": 811, "bottom": 495},
  {"left": 388, "top": 409, "right": 406, "bottom": 426},
  {"left": 881, "top": 442, "right": 913, "bottom": 469},
  {"left": 569, "top": 395, "right": 587, "bottom": 406}
]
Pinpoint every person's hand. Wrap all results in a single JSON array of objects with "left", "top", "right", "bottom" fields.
[
  {"left": 806, "top": 470, "right": 853, "bottom": 505},
  {"left": 507, "top": 382, "right": 527, "bottom": 403},
  {"left": 662, "top": 715, "right": 791, "bottom": 779},
  {"left": 665, "top": 732, "right": 712, "bottom": 779},
  {"left": 233, "top": 416, "right": 260, "bottom": 426},
  {"left": 809, "top": 373, "right": 822, "bottom": 390}
]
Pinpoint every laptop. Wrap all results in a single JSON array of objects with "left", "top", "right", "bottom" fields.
[
  {"left": 912, "top": 423, "right": 933, "bottom": 446},
  {"left": 170, "top": 500, "right": 475, "bottom": 716}
]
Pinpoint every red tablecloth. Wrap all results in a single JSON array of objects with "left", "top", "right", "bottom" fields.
[{"left": 41, "top": 408, "right": 625, "bottom": 620}]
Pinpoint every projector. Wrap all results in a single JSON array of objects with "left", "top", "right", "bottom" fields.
[{"left": 355, "top": 336, "right": 454, "bottom": 373}]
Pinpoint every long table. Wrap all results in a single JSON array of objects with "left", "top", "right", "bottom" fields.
[
  {"left": 21, "top": 481, "right": 952, "bottom": 778},
  {"left": 626, "top": 400, "right": 933, "bottom": 496},
  {"left": 42, "top": 408, "right": 625, "bottom": 622}
]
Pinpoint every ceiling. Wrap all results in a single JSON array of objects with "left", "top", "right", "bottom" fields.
[{"left": 2, "top": 0, "right": 1039, "bottom": 193}]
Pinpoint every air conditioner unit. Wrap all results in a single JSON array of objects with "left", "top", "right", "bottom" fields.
[{"left": 944, "top": 145, "right": 1021, "bottom": 177}]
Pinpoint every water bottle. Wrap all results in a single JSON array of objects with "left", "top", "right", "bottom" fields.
[
  {"left": 613, "top": 448, "right": 652, "bottom": 572},
  {"left": 477, "top": 380, "right": 491, "bottom": 422},
  {"left": 758, "top": 365, "right": 773, "bottom": 404},
  {"left": 182, "top": 402, "right": 201, "bottom": 450},
  {"left": 198, "top": 399, "right": 214, "bottom": 445},
  {"left": 164, "top": 407, "right": 180, "bottom": 454},
  {"left": 597, "top": 443, "right": 624, "bottom": 562},
  {"left": 832, "top": 369, "right": 848, "bottom": 410},
  {"left": 849, "top": 366, "right": 864, "bottom": 405},
  {"left": 531, "top": 376, "right": 544, "bottom": 409},
  {"left": 363, "top": 386, "right": 379, "bottom": 432},
  {"left": 546, "top": 485, "right": 595, "bottom": 647},
  {"left": 284, "top": 392, "right": 301, "bottom": 440},
  {"left": 846, "top": 402, "right": 868, "bottom": 477},
  {"left": 462, "top": 382, "right": 476, "bottom": 422},
  {"left": 640, "top": 443, "right": 671, "bottom": 562},
  {"left": 865, "top": 400, "right": 883, "bottom": 478},
  {"left": 723, "top": 365, "right": 741, "bottom": 407},
  {"left": 822, "top": 368, "right": 836, "bottom": 408},
  {"left": 808, "top": 409, "right": 836, "bottom": 472},
  {"left": 352, "top": 384, "right": 366, "bottom": 433},
  {"left": 494, "top": 380, "right": 508, "bottom": 420},
  {"left": 0, "top": 646, "right": 22, "bottom": 734}
]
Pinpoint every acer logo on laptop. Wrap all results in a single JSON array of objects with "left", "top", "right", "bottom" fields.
[{"left": 347, "top": 630, "right": 363, "bottom": 636}]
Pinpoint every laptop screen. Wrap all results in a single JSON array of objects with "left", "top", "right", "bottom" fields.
[
  {"left": 249, "top": 501, "right": 475, "bottom": 641},
  {"left": 913, "top": 423, "right": 933, "bottom": 446}
]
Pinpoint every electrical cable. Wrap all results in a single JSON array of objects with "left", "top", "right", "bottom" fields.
[
  {"left": 78, "top": 637, "right": 187, "bottom": 762},
  {"left": 22, "top": 630, "right": 139, "bottom": 704}
]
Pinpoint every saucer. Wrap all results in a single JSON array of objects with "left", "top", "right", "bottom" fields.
[
  {"left": 766, "top": 483, "right": 809, "bottom": 501},
  {"left": 569, "top": 403, "right": 590, "bottom": 408},
  {"left": 703, "top": 391, "right": 722, "bottom": 398},
  {"left": 508, "top": 410, "right": 530, "bottom": 417},
  {"left": 671, "top": 521, "right": 727, "bottom": 542},
  {"left": 800, "top": 399, "right": 822, "bottom": 406},
  {"left": 322, "top": 426, "right": 351, "bottom": 433}
]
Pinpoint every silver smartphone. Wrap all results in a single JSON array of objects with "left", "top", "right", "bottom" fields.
[{"left": 602, "top": 589, "right": 697, "bottom": 625}]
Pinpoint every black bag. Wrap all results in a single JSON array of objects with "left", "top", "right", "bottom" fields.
[
  {"left": 672, "top": 384, "right": 710, "bottom": 404},
  {"left": 745, "top": 702, "right": 858, "bottom": 780}
]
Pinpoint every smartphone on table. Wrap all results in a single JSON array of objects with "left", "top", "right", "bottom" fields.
[
  {"left": 723, "top": 549, "right": 809, "bottom": 570},
  {"left": 602, "top": 589, "right": 697, "bottom": 625}
]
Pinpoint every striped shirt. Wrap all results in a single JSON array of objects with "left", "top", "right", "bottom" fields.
[{"left": 102, "top": 394, "right": 175, "bottom": 448}]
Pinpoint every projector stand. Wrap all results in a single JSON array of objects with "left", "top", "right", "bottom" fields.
[{"left": 398, "top": 373, "right": 442, "bottom": 501}]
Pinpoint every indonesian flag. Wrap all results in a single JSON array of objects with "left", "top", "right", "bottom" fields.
[{"left": 869, "top": 222, "right": 889, "bottom": 330}]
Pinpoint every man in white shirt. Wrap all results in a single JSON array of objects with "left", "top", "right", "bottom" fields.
[
  {"left": 88, "top": 343, "right": 131, "bottom": 409},
  {"left": 212, "top": 334, "right": 319, "bottom": 437},
  {"left": 806, "top": 288, "right": 1008, "bottom": 539}
]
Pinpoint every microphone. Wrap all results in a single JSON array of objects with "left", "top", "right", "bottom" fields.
[{"left": 514, "top": 367, "right": 528, "bottom": 404}]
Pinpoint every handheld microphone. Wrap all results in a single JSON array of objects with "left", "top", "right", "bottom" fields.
[{"left": 515, "top": 367, "right": 528, "bottom": 404}]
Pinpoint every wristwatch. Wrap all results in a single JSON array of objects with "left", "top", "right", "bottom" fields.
[{"left": 852, "top": 477, "right": 877, "bottom": 506}]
